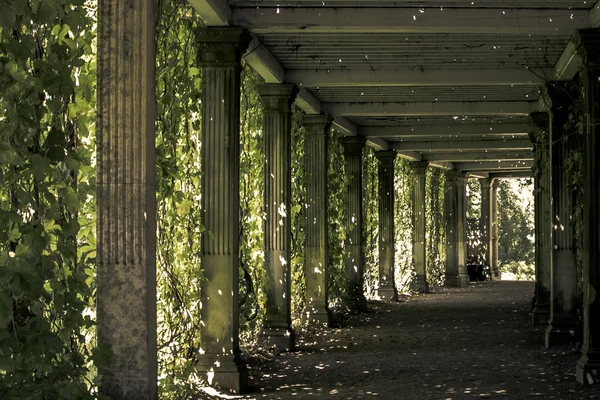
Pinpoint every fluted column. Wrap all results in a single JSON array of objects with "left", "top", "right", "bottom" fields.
[
  {"left": 575, "top": 29, "right": 600, "bottom": 385},
  {"left": 411, "top": 161, "right": 429, "bottom": 292},
  {"left": 376, "top": 150, "right": 397, "bottom": 300},
  {"left": 195, "top": 27, "right": 251, "bottom": 393},
  {"left": 342, "top": 136, "right": 368, "bottom": 311},
  {"left": 530, "top": 112, "right": 552, "bottom": 326},
  {"left": 96, "top": 2, "right": 157, "bottom": 398},
  {"left": 445, "top": 171, "right": 469, "bottom": 287},
  {"left": 303, "top": 114, "right": 333, "bottom": 326},
  {"left": 490, "top": 179, "right": 500, "bottom": 280},
  {"left": 480, "top": 178, "right": 492, "bottom": 277},
  {"left": 258, "top": 84, "right": 298, "bottom": 350},
  {"left": 544, "top": 81, "right": 581, "bottom": 348}
]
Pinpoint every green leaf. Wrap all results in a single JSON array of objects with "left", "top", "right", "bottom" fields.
[{"left": 0, "top": 290, "right": 13, "bottom": 329}]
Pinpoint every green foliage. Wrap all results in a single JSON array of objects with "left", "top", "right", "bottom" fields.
[
  {"left": 327, "top": 129, "right": 348, "bottom": 305},
  {"left": 426, "top": 168, "right": 446, "bottom": 286},
  {"left": 394, "top": 158, "right": 413, "bottom": 293},
  {"left": 362, "top": 148, "right": 379, "bottom": 297},
  {"left": 466, "top": 178, "right": 483, "bottom": 264},
  {"left": 155, "top": 1, "right": 204, "bottom": 396},
  {"left": 0, "top": 1, "right": 99, "bottom": 397}
]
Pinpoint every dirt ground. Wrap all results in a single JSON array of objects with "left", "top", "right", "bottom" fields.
[{"left": 202, "top": 282, "right": 599, "bottom": 399}]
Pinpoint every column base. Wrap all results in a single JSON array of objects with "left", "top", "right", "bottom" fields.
[
  {"left": 377, "top": 286, "right": 398, "bottom": 301},
  {"left": 531, "top": 305, "right": 550, "bottom": 326},
  {"left": 545, "top": 320, "right": 582, "bottom": 349},
  {"left": 445, "top": 274, "right": 468, "bottom": 287},
  {"left": 489, "top": 269, "right": 502, "bottom": 280},
  {"left": 577, "top": 352, "right": 600, "bottom": 385},
  {"left": 259, "top": 323, "right": 295, "bottom": 351},
  {"left": 410, "top": 279, "right": 429, "bottom": 293},
  {"left": 198, "top": 356, "right": 248, "bottom": 393},
  {"left": 343, "top": 295, "right": 368, "bottom": 312},
  {"left": 304, "top": 307, "right": 332, "bottom": 327}
]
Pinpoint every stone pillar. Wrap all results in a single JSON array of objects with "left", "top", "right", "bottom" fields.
[
  {"left": 490, "top": 179, "right": 500, "bottom": 280},
  {"left": 376, "top": 150, "right": 397, "bottom": 300},
  {"left": 544, "top": 81, "right": 581, "bottom": 348},
  {"left": 575, "top": 29, "right": 600, "bottom": 384},
  {"left": 341, "top": 136, "right": 368, "bottom": 311},
  {"left": 96, "top": 1, "right": 157, "bottom": 398},
  {"left": 445, "top": 171, "right": 469, "bottom": 287},
  {"left": 411, "top": 161, "right": 429, "bottom": 292},
  {"left": 195, "top": 27, "right": 251, "bottom": 393},
  {"left": 257, "top": 84, "right": 298, "bottom": 350},
  {"left": 480, "top": 178, "right": 492, "bottom": 276},
  {"left": 530, "top": 112, "right": 552, "bottom": 326},
  {"left": 303, "top": 114, "right": 333, "bottom": 326}
]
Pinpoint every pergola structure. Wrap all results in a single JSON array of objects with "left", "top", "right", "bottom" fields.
[{"left": 97, "top": 0, "right": 600, "bottom": 398}]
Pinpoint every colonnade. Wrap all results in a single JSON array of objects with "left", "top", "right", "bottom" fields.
[
  {"left": 96, "top": 4, "right": 600, "bottom": 396},
  {"left": 528, "top": 30, "right": 600, "bottom": 386}
]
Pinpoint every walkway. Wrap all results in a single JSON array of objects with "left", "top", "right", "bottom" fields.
[{"left": 212, "top": 282, "right": 597, "bottom": 399}]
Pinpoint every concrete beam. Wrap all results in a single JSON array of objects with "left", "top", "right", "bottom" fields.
[
  {"left": 234, "top": 8, "right": 587, "bottom": 34},
  {"left": 332, "top": 116, "right": 358, "bottom": 135},
  {"left": 244, "top": 36, "right": 285, "bottom": 83},
  {"left": 295, "top": 87, "right": 321, "bottom": 114},
  {"left": 490, "top": 171, "right": 533, "bottom": 179},
  {"left": 288, "top": 68, "right": 548, "bottom": 88},
  {"left": 365, "top": 137, "right": 389, "bottom": 151},
  {"left": 395, "top": 151, "right": 422, "bottom": 162},
  {"left": 454, "top": 160, "right": 533, "bottom": 171},
  {"left": 324, "top": 101, "right": 537, "bottom": 117},
  {"left": 391, "top": 139, "right": 533, "bottom": 152},
  {"left": 429, "top": 162, "right": 454, "bottom": 170},
  {"left": 423, "top": 151, "right": 534, "bottom": 162},
  {"left": 188, "top": 0, "right": 231, "bottom": 25},
  {"left": 468, "top": 172, "right": 491, "bottom": 179},
  {"left": 359, "top": 123, "right": 533, "bottom": 138}
]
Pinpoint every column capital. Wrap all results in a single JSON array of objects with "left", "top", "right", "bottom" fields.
[
  {"left": 258, "top": 83, "right": 298, "bottom": 113},
  {"left": 542, "top": 81, "right": 576, "bottom": 116},
  {"left": 195, "top": 27, "right": 251, "bottom": 67},
  {"left": 341, "top": 135, "right": 367, "bottom": 156},
  {"left": 375, "top": 150, "right": 396, "bottom": 167},
  {"left": 574, "top": 28, "right": 600, "bottom": 65},
  {"left": 491, "top": 178, "right": 500, "bottom": 190},
  {"left": 529, "top": 111, "right": 550, "bottom": 144},
  {"left": 480, "top": 177, "right": 492, "bottom": 190},
  {"left": 303, "top": 114, "right": 333, "bottom": 135},
  {"left": 411, "top": 161, "right": 429, "bottom": 175}
]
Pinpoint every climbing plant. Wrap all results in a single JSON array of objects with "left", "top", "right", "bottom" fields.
[
  {"left": 394, "top": 157, "right": 413, "bottom": 293},
  {"left": 362, "top": 147, "right": 379, "bottom": 297},
  {"left": 426, "top": 168, "right": 446, "bottom": 286},
  {"left": 466, "top": 178, "right": 483, "bottom": 265},
  {"left": 0, "top": 0, "right": 99, "bottom": 397}
]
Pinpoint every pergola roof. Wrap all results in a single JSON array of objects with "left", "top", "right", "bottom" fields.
[{"left": 189, "top": 0, "right": 599, "bottom": 176}]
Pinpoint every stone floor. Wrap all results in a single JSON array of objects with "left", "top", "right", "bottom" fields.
[{"left": 202, "top": 282, "right": 599, "bottom": 399}]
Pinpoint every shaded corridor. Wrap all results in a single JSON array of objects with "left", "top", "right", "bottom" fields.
[{"left": 212, "top": 282, "right": 598, "bottom": 399}]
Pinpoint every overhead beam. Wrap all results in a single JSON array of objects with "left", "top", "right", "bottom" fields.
[
  {"left": 429, "top": 162, "right": 454, "bottom": 170},
  {"left": 287, "top": 69, "right": 547, "bottom": 88},
  {"left": 395, "top": 151, "right": 422, "bottom": 162},
  {"left": 390, "top": 139, "right": 533, "bottom": 152},
  {"left": 323, "top": 101, "right": 537, "bottom": 117},
  {"left": 233, "top": 8, "right": 588, "bottom": 34},
  {"left": 490, "top": 171, "right": 533, "bottom": 179},
  {"left": 454, "top": 160, "right": 533, "bottom": 171},
  {"left": 468, "top": 172, "right": 490, "bottom": 179},
  {"left": 365, "top": 137, "right": 389, "bottom": 151},
  {"left": 244, "top": 36, "right": 285, "bottom": 83},
  {"left": 188, "top": 0, "right": 231, "bottom": 25},
  {"left": 360, "top": 123, "right": 532, "bottom": 138},
  {"left": 422, "top": 151, "right": 534, "bottom": 162},
  {"left": 332, "top": 116, "right": 357, "bottom": 136}
]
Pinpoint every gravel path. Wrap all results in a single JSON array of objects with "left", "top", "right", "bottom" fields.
[{"left": 203, "top": 281, "right": 599, "bottom": 399}]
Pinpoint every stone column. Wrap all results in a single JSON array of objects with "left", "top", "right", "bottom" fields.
[
  {"left": 544, "top": 81, "right": 581, "bottom": 348},
  {"left": 480, "top": 178, "right": 492, "bottom": 277},
  {"left": 376, "top": 150, "right": 397, "bottom": 300},
  {"left": 257, "top": 84, "right": 298, "bottom": 350},
  {"left": 96, "top": 1, "right": 157, "bottom": 398},
  {"left": 445, "top": 171, "right": 469, "bottom": 287},
  {"left": 303, "top": 114, "right": 333, "bottom": 326},
  {"left": 530, "top": 112, "right": 552, "bottom": 326},
  {"left": 457, "top": 173, "right": 469, "bottom": 277},
  {"left": 341, "top": 136, "right": 368, "bottom": 311},
  {"left": 575, "top": 29, "right": 600, "bottom": 384},
  {"left": 411, "top": 161, "right": 429, "bottom": 292},
  {"left": 195, "top": 27, "right": 251, "bottom": 393},
  {"left": 490, "top": 179, "right": 500, "bottom": 280}
]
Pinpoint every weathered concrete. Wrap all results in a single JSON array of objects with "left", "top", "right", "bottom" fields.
[
  {"left": 530, "top": 112, "right": 552, "bottom": 327},
  {"left": 544, "top": 82, "right": 582, "bottom": 349},
  {"left": 480, "top": 178, "right": 492, "bottom": 277},
  {"left": 411, "top": 161, "right": 429, "bottom": 293},
  {"left": 96, "top": 1, "right": 157, "bottom": 398},
  {"left": 341, "top": 136, "right": 368, "bottom": 311},
  {"left": 575, "top": 29, "right": 600, "bottom": 385},
  {"left": 490, "top": 179, "right": 500, "bottom": 280},
  {"left": 303, "top": 114, "right": 333, "bottom": 326},
  {"left": 376, "top": 150, "right": 397, "bottom": 300},
  {"left": 258, "top": 84, "right": 298, "bottom": 351},
  {"left": 445, "top": 171, "right": 469, "bottom": 287},
  {"left": 195, "top": 26, "right": 251, "bottom": 393}
]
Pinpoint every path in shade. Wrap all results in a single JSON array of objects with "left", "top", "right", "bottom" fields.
[{"left": 206, "top": 282, "right": 598, "bottom": 399}]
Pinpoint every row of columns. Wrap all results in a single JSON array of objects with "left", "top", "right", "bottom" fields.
[
  {"left": 529, "top": 29, "right": 600, "bottom": 385},
  {"left": 96, "top": 16, "right": 505, "bottom": 397}
]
